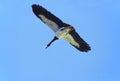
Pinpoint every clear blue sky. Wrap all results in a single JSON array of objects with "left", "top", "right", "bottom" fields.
[{"left": 1, "top": 0, "right": 120, "bottom": 81}]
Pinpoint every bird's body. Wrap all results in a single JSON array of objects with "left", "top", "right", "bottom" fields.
[{"left": 32, "top": 4, "right": 91, "bottom": 52}]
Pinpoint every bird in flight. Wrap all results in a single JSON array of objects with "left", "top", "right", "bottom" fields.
[{"left": 32, "top": 4, "right": 91, "bottom": 52}]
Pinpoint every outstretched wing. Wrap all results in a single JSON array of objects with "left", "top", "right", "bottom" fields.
[
  {"left": 64, "top": 30, "right": 91, "bottom": 52},
  {"left": 32, "top": 4, "right": 70, "bottom": 32}
]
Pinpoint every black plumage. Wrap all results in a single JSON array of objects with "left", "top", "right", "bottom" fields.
[
  {"left": 32, "top": 4, "right": 91, "bottom": 52},
  {"left": 32, "top": 5, "right": 70, "bottom": 27}
]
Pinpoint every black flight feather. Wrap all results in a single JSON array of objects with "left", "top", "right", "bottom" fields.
[
  {"left": 69, "top": 30, "right": 91, "bottom": 52},
  {"left": 32, "top": 4, "right": 69, "bottom": 27}
]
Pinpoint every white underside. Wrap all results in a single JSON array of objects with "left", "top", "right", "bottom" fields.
[
  {"left": 39, "top": 15, "right": 59, "bottom": 32},
  {"left": 55, "top": 27, "right": 80, "bottom": 48}
]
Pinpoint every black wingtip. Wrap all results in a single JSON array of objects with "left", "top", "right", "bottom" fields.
[
  {"left": 31, "top": 4, "right": 44, "bottom": 18},
  {"left": 32, "top": 4, "right": 37, "bottom": 9},
  {"left": 32, "top": 4, "right": 38, "bottom": 8},
  {"left": 32, "top": 4, "right": 42, "bottom": 8},
  {"left": 79, "top": 44, "right": 91, "bottom": 52},
  {"left": 32, "top": 4, "right": 39, "bottom": 13},
  {"left": 32, "top": 4, "right": 41, "bottom": 11}
]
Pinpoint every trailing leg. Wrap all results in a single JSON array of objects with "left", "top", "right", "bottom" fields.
[{"left": 46, "top": 36, "right": 58, "bottom": 48}]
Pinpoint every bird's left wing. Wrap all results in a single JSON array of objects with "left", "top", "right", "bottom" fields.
[
  {"left": 32, "top": 4, "right": 69, "bottom": 32},
  {"left": 64, "top": 30, "right": 91, "bottom": 52}
]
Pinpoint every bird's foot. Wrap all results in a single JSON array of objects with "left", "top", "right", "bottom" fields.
[{"left": 45, "top": 43, "right": 50, "bottom": 49}]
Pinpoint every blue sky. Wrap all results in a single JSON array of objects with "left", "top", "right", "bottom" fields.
[{"left": 1, "top": 0, "right": 120, "bottom": 81}]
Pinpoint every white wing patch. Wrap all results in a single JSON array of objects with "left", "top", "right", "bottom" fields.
[
  {"left": 64, "top": 34, "right": 80, "bottom": 48},
  {"left": 39, "top": 15, "right": 59, "bottom": 32}
]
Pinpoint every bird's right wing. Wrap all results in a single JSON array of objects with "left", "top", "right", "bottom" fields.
[
  {"left": 32, "top": 4, "right": 69, "bottom": 32},
  {"left": 64, "top": 30, "right": 91, "bottom": 52}
]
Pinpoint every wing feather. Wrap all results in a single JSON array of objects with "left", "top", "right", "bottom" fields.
[
  {"left": 64, "top": 30, "right": 91, "bottom": 52},
  {"left": 32, "top": 4, "right": 69, "bottom": 32}
]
